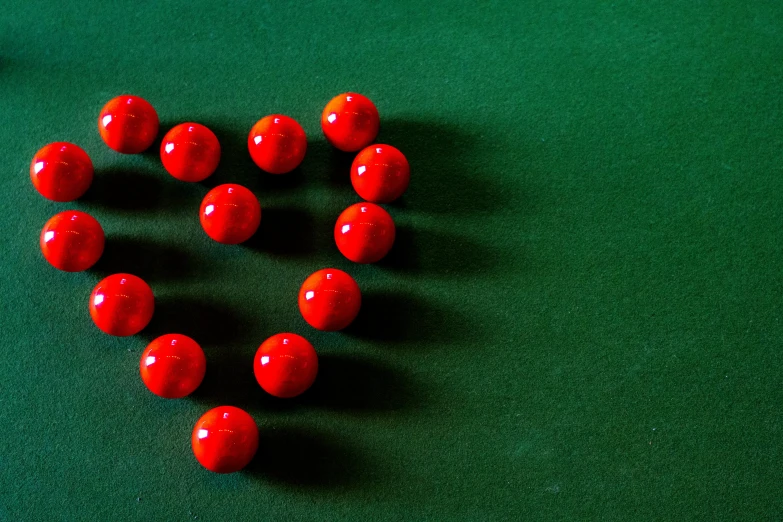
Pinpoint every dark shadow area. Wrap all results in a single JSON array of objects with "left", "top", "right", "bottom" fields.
[
  {"left": 379, "top": 225, "right": 500, "bottom": 276},
  {"left": 301, "top": 139, "right": 356, "bottom": 188},
  {"left": 244, "top": 206, "right": 316, "bottom": 257},
  {"left": 289, "top": 353, "right": 417, "bottom": 412},
  {"left": 145, "top": 296, "right": 263, "bottom": 410},
  {"left": 345, "top": 291, "right": 475, "bottom": 345},
  {"left": 81, "top": 168, "right": 164, "bottom": 212},
  {"left": 141, "top": 296, "right": 254, "bottom": 346},
  {"left": 140, "top": 120, "right": 174, "bottom": 162},
  {"left": 378, "top": 224, "right": 417, "bottom": 271},
  {"left": 198, "top": 122, "right": 261, "bottom": 191},
  {"left": 257, "top": 166, "right": 305, "bottom": 191},
  {"left": 377, "top": 119, "right": 513, "bottom": 215},
  {"left": 91, "top": 236, "right": 195, "bottom": 282},
  {"left": 191, "top": 343, "right": 265, "bottom": 411},
  {"left": 247, "top": 426, "right": 361, "bottom": 489}
]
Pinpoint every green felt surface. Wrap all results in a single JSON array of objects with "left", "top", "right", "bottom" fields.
[{"left": 1, "top": 1, "right": 782, "bottom": 520}]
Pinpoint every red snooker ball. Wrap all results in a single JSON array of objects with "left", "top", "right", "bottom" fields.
[
  {"left": 30, "top": 142, "right": 93, "bottom": 202},
  {"left": 334, "top": 202, "right": 396, "bottom": 263},
  {"left": 298, "top": 268, "right": 361, "bottom": 331},
  {"left": 321, "top": 93, "right": 379, "bottom": 152},
  {"left": 89, "top": 273, "right": 154, "bottom": 337},
  {"left": 199, "top": 184, "right": 261, "bottom": 244},
  {"left": 98, "top": 95, "right": 159, "bottom": 154},
  {"left": 247, "top": 114, "right": 307, "bottom": 174},
  {"left": 140, "top": 334, "right": 206, "bottom": 399},
  {"left": 192, "top": 406, "right": 258, "bottom": 473},
  {"left": 160, "top": 123, "right": 221, "bottom": 182},
  {"left": 40, "top": 210, "right": 105, "bottom": 272},
  {"left": 351, "top": 144, "right": 410, "bottom": 203},
  {"left": 254, "top": 333, "right": 318, "bottom": 398}
]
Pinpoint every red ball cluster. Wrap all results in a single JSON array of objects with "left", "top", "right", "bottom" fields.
[{"left": 30, "top": 91, "right": 410, "bottom": 474}]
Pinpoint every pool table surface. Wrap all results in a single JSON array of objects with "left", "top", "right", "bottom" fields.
[{"left": 1, "top": 1, "right": 781, "bottom": 520}]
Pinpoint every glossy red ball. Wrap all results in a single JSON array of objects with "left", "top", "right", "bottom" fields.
[
  {"left": 89, "top": 274, "right": 154, "bottom": 337},
  {"left": 40, "top": 210, "right": 105, "bottom": 272},
  {"left": 30, "top": 142, "right": 93, "bottom": 202},
  {"left": 140, "top": 334, "right": 206, "bottom": 399},
  {"left": 248, "top": 114, "right": 307, "bottom": 174},
  {"left": 254, "top": 333, "right": 318, "bottom": 398},
  {"left": 351, "top": 144, "right": 410, "bottom": 203},
  {"left": 98, "top": 95, "right": 159, "bottom": 154},
  {"left": 199, "top": 184, "right": 261, "bottom": 244},
  {"left": 298, "top": 268, "right": 361, "bottom": 331},
  {"left": 321, "top": 93, "right": 379, "bottom": 152},
  {"left": 192, "top": 406, "right": 258, "bottom": 473},
  {"left": 160, "top": 123, "right": 221, "bottom": 182},
  {"left": 334, "top": 202, "right": 396, "bottom": 263}
]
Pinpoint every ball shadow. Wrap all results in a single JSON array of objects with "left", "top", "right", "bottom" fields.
[
  {"left": 196, "top": 122, "right": 261, "bottom": 191},
  {"left": 247, "top": 426, "right": 362, "bottom": 489},
  {"left": 190, "top": 344, "right": 264, "bottom": 412},
  {"left": 344, "top": 291, "right": 473, "bottom": 346},
  {"left": 301, "top": 139, "right": 356, "bottom": 189},
  {"left": 378, "top": 224, "right": 417, "bottom": 271},
  {"left": 140, "top": 120, "right": 173, "bottom": 162},
  {"left": 91, "top": 236, "right": 196, "bottom": 282},
  {"left": 81, "top": 168, "right": 163, "bottom": 212},
  {"left": 257, "top": 167, "right": 305, "bottom": 192},
  {"left": 377, "top": 119, "right": 513, "bottom": 215},
  {"left": 141, "top": 296, "right": 255, "bottom": 346},
  {"left": 144, "top": 296, "right": 263, "bottom": 410},
  {"left": 285, "top": 353, "right": 418, "bottom": 412},
  {"left": 379, "top": 225, "right": 501, "bottom": 276},
  {"left": 243, "top": 206, "right": 317, "bottom": 257}
]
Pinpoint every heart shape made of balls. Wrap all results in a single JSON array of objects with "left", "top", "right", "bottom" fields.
[{"left": 32, "top": 92, "right": 410, "bottom": 474}]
